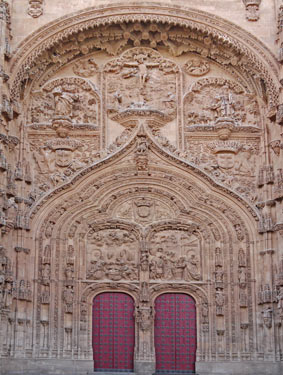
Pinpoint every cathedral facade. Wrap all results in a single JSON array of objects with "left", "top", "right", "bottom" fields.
[{"left": 0, "top": 1, "right": 283, "bottom": 374}]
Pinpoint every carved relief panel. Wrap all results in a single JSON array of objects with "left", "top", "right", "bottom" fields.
[
  {"left": 114, "top": 197, "right": 175, "bottom": 225},
  {"left": 104, "top": 47, "right": 179, "bottom": 128},
  {"left": 184, "top": 78, "right": 260, "bottom": 128},
  {"left": 148, "top": 230, "right": 202, "bottom": 281},
  {"left": 184, "top": 139, "right": 259, "bottom": 202},
  {"left": 26, "top": 77, "right": 101, "bottom": 192},
  {"left": 28, "top": 77, "right": 99, "bottom": 126},
  {"left": 86, "top": 228, "right": 139, "bottom": 281}
]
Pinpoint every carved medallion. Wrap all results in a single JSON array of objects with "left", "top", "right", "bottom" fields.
[{"left": 184, "top": 58, "right": 210, "bottom": 76}]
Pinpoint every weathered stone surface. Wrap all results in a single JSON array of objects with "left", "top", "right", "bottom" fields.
[{"left": 0, "top": 1, "right": 282, "bottom": 375}]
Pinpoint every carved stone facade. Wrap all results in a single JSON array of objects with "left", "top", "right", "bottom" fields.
[{"left": 0, "top": 1, "right": 282, "bottom": 375}]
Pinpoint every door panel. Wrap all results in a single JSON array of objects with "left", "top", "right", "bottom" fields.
[
  {"left": 92, "top": 292, "right": 135, "bottom": 372},
  {"left": 155, "top": 293, "right": 196, "bottom": 374}
]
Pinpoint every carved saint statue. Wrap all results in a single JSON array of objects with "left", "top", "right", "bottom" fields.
[
  {"left": 215, "top": 291, "right": 225, "bottom": 316},
  {"left": 53, "top": 86, "right": 76, "bottom": 117},
  {"left": 186, "top": 254, "right": 201, "bottom": 280},
  {"left": 63, "top": 285, "right": 74, "bottom": 313}
]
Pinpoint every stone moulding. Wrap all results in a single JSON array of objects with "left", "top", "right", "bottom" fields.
[{"left": 10, "top": 2, "right": 279, "bottom": 107}]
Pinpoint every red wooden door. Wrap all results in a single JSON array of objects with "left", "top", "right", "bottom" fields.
[
  {"left": 154, "top": 293, "right": 196, "bottom": 374},
  {"left": 92, "top": 292, "right": 135, "bottom": 372}
]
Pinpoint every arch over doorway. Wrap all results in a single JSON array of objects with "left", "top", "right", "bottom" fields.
[
  {"left": 154, "top": 293, "right": 197, "bottom": 374},
  {"left": 92, "top": 292, "right": 135, "bottom": 372}
]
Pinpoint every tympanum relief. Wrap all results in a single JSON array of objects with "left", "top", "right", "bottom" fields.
[
  {"left": 148, "top": 230, "right": 201, "bottom": 281},
  {"left": 86, "top": 229, "right": 139, "bottom": 281},
  {"left": 28, "top": 77, "right": 99, "bottom": 126},
  {"left": 184, "top": 78, "right": 259, "bottom": 129},
  {"left": 104, "top": 48, "right": 179, "bottom": 127}
]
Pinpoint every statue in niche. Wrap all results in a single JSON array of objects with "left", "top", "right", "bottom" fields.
[
  {"left": 135, "top": 306, "right": 153, "bottom": 331},
  {"left": 40, "top": 286, "right": 50, "bottom": 304},
  {"left": 238, "top": 248, "right": 246, "bottom": 267},
  {"left": 215, "top": 247, "right": 223, "bottom": 267},
  {"left": 202, "top": 302, "right": 209, "bottom": 323},
  {"left": 41, "top": 264, "right": 51, "bottom": 285},
  {"left": 64, "top": 265, "right": 74, "bottom": 280},
  {"left": 42, "top": 245, "right": 51, "bottom": 264},
  {"left": 238, "top": 268, "right": 247, "bottom": 286},
  {"left": 215, "top": 291, "right": 225, "bottom": 316},
  {"left": 262, "top": 306, "right": 272, "bottom": 329},
  {"left": 63, "top": 285, "right": 74, "bottom": 313},
  {"left": 67, "top": 245, "right": 75, "bottom": 265},
  {"left": 214, "top": 266, "right": 224, "bottom": 284},
  {"left": 3, "top": 280, "right": 13, "bottom": 308},
  {"left": 0, "top": 247, "right": 8, "bottom": 273}
]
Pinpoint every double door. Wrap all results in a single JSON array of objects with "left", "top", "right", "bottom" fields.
[{"left": 92, "top": 292, "right": 196, "bottom": 373}]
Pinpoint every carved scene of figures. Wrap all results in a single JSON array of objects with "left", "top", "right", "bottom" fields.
[
  {"left": 86, "top": 229, "right": 139, "bottom": 281},
  {"left": 148, "top": 230, "right": 201, "bottom": 281}
]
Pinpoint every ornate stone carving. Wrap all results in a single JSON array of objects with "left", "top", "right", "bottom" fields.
[
  {"left": 73, "top": 57, "right": 99, "bottom": 77},
  {"left": 149, "top": 229, "right": 201, "bottom": 281},
  {"left": 262, "top": 306, "right": 273, "bottom": 328},
  {"left": 185, "top": 139, "right": 259, "bottom": 202},
  {"left": 183, "top": 58, "right": 210, "bottom": 76},
  {"left": 243, "top": 0, "right": 261, "bottom": 22},
  {"left": 41, "top": 264, "right": 51, "bottom": 286},
  {"left": 135, "top": 305, "right": 154, "bottom": 331},
  {"left": 184, "top": 78, "right": 259, "bottom": 128},
  {"left": 86, "top": 228, "right": 139, "bottom": 281},
  {"left": 215, "top": 290, "right": 225, "bottom": 316},
  {"left": 238, "top": 248, "right": 247, "bottom": 267},
  {"left": 16, "top": 280, "right": 32, "bottom": 301},
  {"left": 104, "top": 47, "right": 179, "bottom": 127},
  {"left": 276, "top": 287, "right": 283, "bottom": 319},
  {"left": 29, "top": 78, "right": 99, "bottom": 126},
  {"left": 62, "top": 284, "right": 74, "bottom": 313},
  {"left": 135, "top": 136, "right": 149, "bottom": 171},
  {"left": 27, "top": 0, "right": 43, "bottom": 18},
  {"left": 115, "top": 197, "right": 174, "bottom": 225}
]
